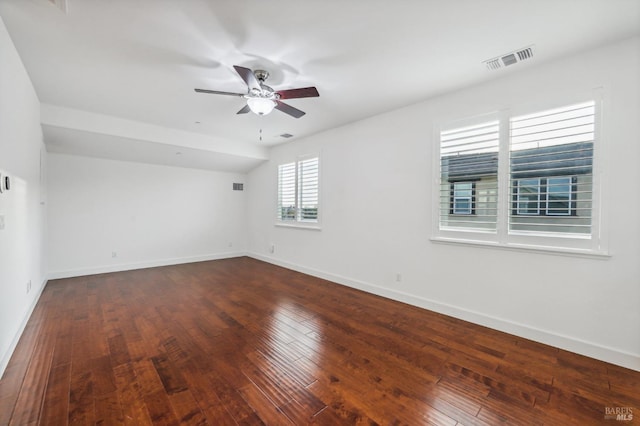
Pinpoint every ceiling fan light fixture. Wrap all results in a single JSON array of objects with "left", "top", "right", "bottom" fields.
[{"left": 247, "top": 97, "right": 276, "bottom": 116}]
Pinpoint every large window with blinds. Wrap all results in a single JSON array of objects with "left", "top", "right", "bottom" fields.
[
  {"left": 277, "top": 156, "right": 319, "bottom": 224},
  {"left": 509, "top": 102, "right": 594, "bottom": 235},
  {"left": 436, "top": 100, "right": 600, "bottom": 253}
]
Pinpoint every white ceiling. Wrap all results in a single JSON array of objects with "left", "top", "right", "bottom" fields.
[{"left": 1, "top": 0, "right": 639, "bottom": 172}]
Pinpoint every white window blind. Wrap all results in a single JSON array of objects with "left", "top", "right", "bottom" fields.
[
  {"left": 439, "top": 120, "right": 499, "bottom": 232},
  {"left": 509, "top": 101, "right": 594, "bottom": 235},
  {"left": 277, "top": 162, "right": 296, "bottom": 221},
  {"left": 298, "top": 157, "right": 319, "bottom": 221},
  {"left": 277, "top": 156, "right": 319, "bottom": 224}
]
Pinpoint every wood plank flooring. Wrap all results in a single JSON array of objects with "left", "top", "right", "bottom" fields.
[{"left": 1, "top": 257, "right": 638, "bottom": 425}]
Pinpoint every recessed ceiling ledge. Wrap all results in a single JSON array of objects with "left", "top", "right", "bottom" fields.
[{"left": 40, "top": 103, "right": 268, "bottom": 161}]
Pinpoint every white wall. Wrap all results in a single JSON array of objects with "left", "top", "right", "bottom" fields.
[
  {"left": 247, "top": 37, "right": 640, "bottom": 370},
  {"left": 48, "top": 154, "right": 247, "bottom": 278},
  {"left": 0, "top": 17, "right": 47, "bottom": 376}
]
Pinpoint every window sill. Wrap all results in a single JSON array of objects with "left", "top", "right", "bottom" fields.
[
  {"left": 275, "top": 222, "right": 322, "bottom": 231},
  {"left": 430, "top": 236, "right": 610, "bottom": 259}
]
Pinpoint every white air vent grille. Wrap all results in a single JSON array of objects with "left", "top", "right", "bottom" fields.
[
  {"left": 485, "top": 58, "right": 502, "bottom": 70},
  {"left": 483, "top": 45, "right": 535, "bottom": 70}
]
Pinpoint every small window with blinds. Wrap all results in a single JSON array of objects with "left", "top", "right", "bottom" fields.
[
  {"left": 298, "top": 157, "right": 319, "bottom": 221},
  {"left": 439, "top": 120, "right": 499, "bottom": 232},
  {"left": 278, "top": 162, "right": 297, "bottom": 221},
  {"left": 277, "top": 156, "right": 319, "bottom": 224},
  {"left": 509, "top": 101, "right": 594, "bottom": 235}
]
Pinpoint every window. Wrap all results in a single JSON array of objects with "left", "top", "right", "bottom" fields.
[
  {"left": 509, "top": 101, "right": 593, "bottom": 235},
  {"left": 515, "top": 178, "right": 541, "bottom": 215},
  {"left": 278, "top": 162, "right": 296, "bottom": 220},
  {"left": 513, "top": 176, "right": 576, "bottom": 217},
  {"left": 546, "top": 177, "right": 573, "bottom": 216},
  {"left": 436, "top": 100, "right": 600, "bottom": 253},
  {"left": 277, "top": 156, "right": 319, "bottom": 224},
  {"left": 451, "top": 182, "right": 475, "bottom": 215},
  {"left": 439, "top": 120, "right": 499, "bottom": 232}
]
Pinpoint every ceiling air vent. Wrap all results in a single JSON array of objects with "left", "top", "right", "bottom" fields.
[
  {"left": 517, "top": 47, "right": 533, "bottom": 61},
  {"left": 483, "top": 45, "right": 534, "bottom": 70},
  {"left": 485, "top": 58, "right": 502, "bottom": 70},
  {"left": 233, "top": 183, "right": 244, "bottom": 191},
  {"left": 280, "top": 133, "right": 294, "bottom": 139},
  {"left": 501, "top": 53, "right": 518, "bottom": 67}
]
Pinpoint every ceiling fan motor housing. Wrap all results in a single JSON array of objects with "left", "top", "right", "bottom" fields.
[
  {"left": 250, "top": 70, "right": 278, "bottom": 99},
  {"left": 254, "top": 69, "right": 269, "bottom": 83}
]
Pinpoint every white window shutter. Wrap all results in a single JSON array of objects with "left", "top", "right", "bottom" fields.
[
  {"left": 298, "top": 157, "right": 319, "bottom": 221},
  {"left": 439, "top": 120, "right": 500, "bottom": 232},
  {"left": 278, "top": 162, "right": 296, "bottom": 221},
  {"left": 277, "top": 157, "right": 320, "bottom": 224},
  {"left": 509, "top": 101, "right": 594, "bottom": 235}
]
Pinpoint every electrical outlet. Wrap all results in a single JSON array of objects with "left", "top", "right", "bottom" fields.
[
  {"left": 0, "top": 215, "right": 4, "bottom": 230},
  {"left": 395, "top": 273, "right": 402, "bottom": 282},
  {"left": 26, "top": 280, "right": 31, "bottom": 294},
  {"left": 112, "top": 251, "right": 117, "bottom": 258},
  {"left": 269, "top": 244, "right": 275, "bottom": 254}
]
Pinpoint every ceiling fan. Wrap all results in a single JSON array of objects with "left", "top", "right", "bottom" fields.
[{"left": 195, "top": 65, "right": 319, "bottom": 118}]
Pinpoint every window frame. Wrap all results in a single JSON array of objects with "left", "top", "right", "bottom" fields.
[{"left": 432, "top": 93, "right": 607, "bottom": 257}]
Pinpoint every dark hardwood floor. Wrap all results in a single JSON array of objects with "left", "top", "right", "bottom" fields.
[{"left": 0, "top": 257, "right": 638, "bottom": 425}]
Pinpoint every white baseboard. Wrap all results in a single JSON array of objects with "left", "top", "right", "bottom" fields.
[
  {"left": 248, "top": 252, "right": 640, "bottom": 372},
  {"left": 47, "top": 251, "right": 247, "bottom": 280},
  {"left": 0, "top": 277, "right": 48, "bottom": 379}
]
